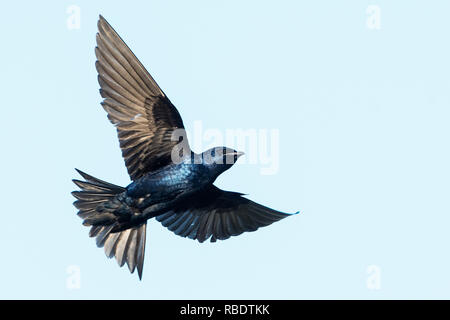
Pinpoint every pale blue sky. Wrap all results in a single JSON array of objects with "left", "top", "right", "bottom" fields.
[{"left": 1, "top": 1, "right": 449, "bottom": 299}]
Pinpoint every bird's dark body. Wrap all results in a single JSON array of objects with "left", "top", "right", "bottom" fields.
[
  {"left": 72, "top": 15, "right": 297, "bottom": 279},
  {"left": 127, "top": 157, "right": 210, "bottom": 200},
  {"left": 111, "top": 157, "right": 218, "bottom": 230}
]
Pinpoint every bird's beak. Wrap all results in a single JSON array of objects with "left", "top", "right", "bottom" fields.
[{"left": 225, "top": 151, "right": 245, "bottom": 158}]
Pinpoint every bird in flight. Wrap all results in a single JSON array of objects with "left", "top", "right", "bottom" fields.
[{"left": 72, "top": 15, "right": 298, "bottom": 279}]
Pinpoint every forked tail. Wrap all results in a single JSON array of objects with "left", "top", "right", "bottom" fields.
[{"left": 72, "top": 169, "right": 147, "bottom": 279}]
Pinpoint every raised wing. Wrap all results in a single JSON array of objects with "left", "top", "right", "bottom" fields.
[
  {"left": 96, "top": 15, "right": 189, "bottom": 180},
  {"left": 156, "top": 186, "right": 298, "bottom": 242}
]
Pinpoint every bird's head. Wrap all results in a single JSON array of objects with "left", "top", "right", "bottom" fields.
[{"left": 200, "top": 147, "right": 244, "bottom": 177}]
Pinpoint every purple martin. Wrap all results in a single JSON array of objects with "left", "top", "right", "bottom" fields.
[{"left": 72, "top": 15, "right": 298, "bottom": 279}]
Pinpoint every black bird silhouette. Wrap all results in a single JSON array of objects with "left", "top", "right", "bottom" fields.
[{"left": 72, "top": 15, "right": 297, "bottom": 279}]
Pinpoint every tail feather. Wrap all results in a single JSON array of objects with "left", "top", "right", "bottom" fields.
[
  {"left": 74, "top": 168, "right": 125, "bottom": 192},
  {"left": 72, "top": 169, "right": 147, "bottom": 279},
  {"left": 101, "top": 223, "right": 146, "bottom": 278}
]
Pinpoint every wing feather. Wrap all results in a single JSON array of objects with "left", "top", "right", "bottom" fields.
[
  {"left": 96, "top": 16, "right": 189, "bottom": 180},
  {"left": 156, "top": 186, "right": 298, "bottom": 243}
]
